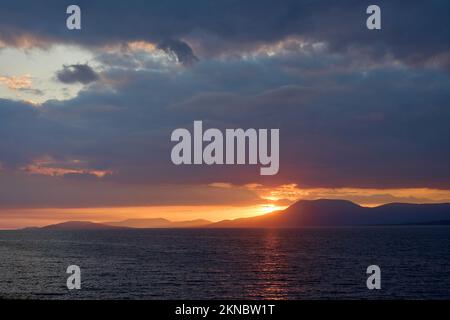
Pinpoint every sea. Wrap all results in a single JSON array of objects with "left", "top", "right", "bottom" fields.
[{"left": 0, "top": 227, "right": 449, "bottom": 299}]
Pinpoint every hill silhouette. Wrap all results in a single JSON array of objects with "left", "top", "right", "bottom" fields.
[
  {"left": 105, "top": 218, "right": 211, "bottom": 228},
  {"left": 209, "top": 199, "right": 450, "bottom": 227},
  {"left": 31, "top": 219, "right": 211, "bottom": 230},
  {"left": 23, "top": 199, "right": 450, "bottom": 230},
  {"left": 40, "top": 221, "right": 125, "bottom": 230}
]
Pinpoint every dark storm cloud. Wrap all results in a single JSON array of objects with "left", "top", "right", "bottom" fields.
[
  {"left": 157, "top": 39, "right": 199, "bottom": 65},
  {"left": 1, "top": 1, "right": 450, "bottom": 208},
  {"left": 0, "top": 0, "right": 449, "bottom": 68},
  {"left": 2, "top": 47, "right": 450, "bottom": 195},
  {"left": 56, "top": 64, "right": 99, "bottom": 84}
]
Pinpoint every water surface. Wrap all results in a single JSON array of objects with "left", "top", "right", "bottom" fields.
[{"left": 0, "top": 227, "right": 449, "bottom": 299}]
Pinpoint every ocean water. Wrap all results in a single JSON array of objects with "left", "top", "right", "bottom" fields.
[{"left": 0, "top": 227, "right": 449, "bottom": 299}]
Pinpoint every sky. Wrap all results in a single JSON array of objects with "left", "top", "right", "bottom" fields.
[{"left": 1, "top": 0, "right": 450, "bottom": 228}]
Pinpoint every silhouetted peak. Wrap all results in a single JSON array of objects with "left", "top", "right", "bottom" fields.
[
  {"left": 285, "top": 199, "right": 361, "bottom": 212},
  {"left": 41, "top": 221, "right": 121, "bottom": 230}
]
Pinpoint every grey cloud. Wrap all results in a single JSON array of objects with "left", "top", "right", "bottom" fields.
[
  {"left": 18, "top": 88, "right": 44, "bottom": 95},
  {"left": 157, "top": 39, "right": 198, "bottom": 66},
  {"left": 2, "top": 1, "right": 450, "bottom": 210},
  {"left": 0, "top": 171, "right": 262, "bottom": 209},
  {"left": 56, "top": 64, "right": 99, "bottom": 84},
  {"left": 0, "top": 1, "right": 449, "bottom": 69},
  {"left": 1, "top": 43, "right": 450, "bottom": 211}
]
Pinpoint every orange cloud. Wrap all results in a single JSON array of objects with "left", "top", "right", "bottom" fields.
[
  {"left": 21, "top": 156, "right": 112, "bottom": 178},
  {"left": 0, "top": 34, "right": 50, "bottom": 49},
  {"left": 24, "top": 164, "right": 111, "bottom": 178},
  {"left": 127, "top": 41, "right": 157, "bottom": 53},
  {"left": 0, "top": 74, "right": 33, "bottom": 90}
]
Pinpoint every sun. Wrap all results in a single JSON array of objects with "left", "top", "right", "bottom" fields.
[{"left": 259, "top": 204, "right": 286, "bottom": 214}]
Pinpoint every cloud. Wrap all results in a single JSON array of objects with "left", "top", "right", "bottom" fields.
[
  {"left": 56, "top": 64, "right": 99, "bottom": 84},
  {"left": 0, "top": 1, "right": 449, "bottom": 69},
  {"left": 2, "top": 46, "right": 450, "bottom": 194},
  {"left": 157, "top": 39, "right": 198, "bottom": 66},
  {"left": 0, "top": 74, "right": 32, "bottom": 90},
  {"left": 1, "top": 2, "right": 450, "bottom": 209},
  {"left": 0, "top": 171, "right": 262, "bottom": 209},
  {"left": 0, "top": 74, "right": 44, "bottom": 97}
]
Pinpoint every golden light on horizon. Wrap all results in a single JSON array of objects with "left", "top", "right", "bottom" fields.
[
  {"left": 259, "top": 204, "right": 287, "bottom": 214},
  {"left": 0, "top": 204, "right": 274, "bottom": 230},
  {"left": 3, "top": 182, "right": 450, "bottom": 230}
]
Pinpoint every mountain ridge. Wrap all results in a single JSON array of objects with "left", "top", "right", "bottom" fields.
[
  {"left": 208, "top": 199, "right": 450, "bottom": 228},
  {"left": 18, "top": 199, "right": 450, "bottom": 230},
  {"left": 39, "top": 221, "right": 125, "bottom": 230},
  {"left": 105, "top": 218, "right": 211, "bottom": 228}
]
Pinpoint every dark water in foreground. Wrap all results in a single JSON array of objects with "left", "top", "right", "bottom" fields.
[{"left": 0, "top": 227, "right": 449, "bottom": 299}]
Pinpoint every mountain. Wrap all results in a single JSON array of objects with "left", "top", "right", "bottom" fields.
[
  {"left": 208, "top": 199, "right": 450, "bottom": 228},
  {"left": 105, "top": 218, "right": 211, "bottom": 228},
  {"left": 20, "top": 200, "right": 450, "bottom": 230},
  {"left": 40, "top": 221, "right": 126, "bottom": 230}
]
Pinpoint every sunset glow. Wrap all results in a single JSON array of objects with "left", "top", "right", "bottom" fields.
[
  {"left": 1, "top": 1, "right": 450, "bottom": 233},
  {"left": 2, "top": 183, "right": 450, "bottom": 229}
]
